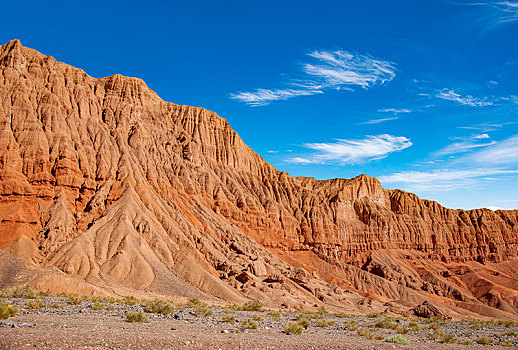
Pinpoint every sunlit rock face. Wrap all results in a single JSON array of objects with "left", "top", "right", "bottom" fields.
[{"left": 1, "top": 39, "right": 517, "bottom": 319}]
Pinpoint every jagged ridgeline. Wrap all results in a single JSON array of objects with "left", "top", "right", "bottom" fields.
[{"left": 0, "top": 39, "right": 517, "bottom": 319}]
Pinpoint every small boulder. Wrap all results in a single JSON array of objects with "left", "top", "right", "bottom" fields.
[{"left": 412, "top": 301, "right": 451, "bottom": 319}]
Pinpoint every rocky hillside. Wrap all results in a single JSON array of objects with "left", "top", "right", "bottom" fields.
[{"left": 0, "top": 39, "right": 517, "bottom": 319}]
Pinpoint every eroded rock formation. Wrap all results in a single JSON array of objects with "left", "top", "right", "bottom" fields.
[{"left": 1, "top": 39, "right": 517, "bottom": 319}]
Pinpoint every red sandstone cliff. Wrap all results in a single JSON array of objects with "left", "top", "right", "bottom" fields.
[{"left": 0, "top": 40, "right": 517, "bottom": 319}]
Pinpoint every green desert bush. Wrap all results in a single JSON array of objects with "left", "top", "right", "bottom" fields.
[
  {"left": 345, "top": 320, "right": 358, "bottom": 331},
  {"left": 461, "top": 318, "right": 489, "bottom": 329},
  {"left": 0, "top": 302, "right": 18, "bottom": 319},
  {"left": 241, "top": 300, "right": 263, "bottom": 312},
  {"left": 440, "top": 333, "right": 456, "bottom": 344},
  {"left": 457, "top": 338, "right": 473, "bottom": 345},
  {"left": 317, "top": 307, "right": 328, "bottom": 316},
  {"left": 252, "top": 314, "right": 264, "bottom": 322},
  {"left": 3, "top": 284, "right": 37, "bottom": 299},
  {"left": 500, "top": 340, "right": 512, "bottom": 347},
  {"left": 15, "top": 285, "right": 37, "bottom": 299},
  {"left": 228, "top": 300, "right": 262, "bottom": 312},
  {"left": 67, "top": 294, "right": 84, "bottom": 305},
  {"left": 187, "top": 297, "right": 202, "bottom": 308},
  {"left": 88, "top": 295, "right": 103, "bottom": 303},
  {"left": 37, "top": 290, "right": 51, "bottom": 297},
  {"left": 386, "top": 334, "right": 410, "bottom": 345},
  {"left": 105, "top": 305, "right": 116, "bottom": 311},
  {"left": 221, "top": 315, "right": 235, "bottom": 324},
  {"left": 427, "top": 321, "right": 444, "bottom": 330},
  {"left": 500, "top": 320, "right": 518, "bottom": 328},
  {"left": 49, "top": 302, "right": 63, "bottom": 309},
  {"left": 143, "top": 298, "right": 174, "bottom": 315},
  {"left": 373, "top": 317, "right": 410, "bottom": 334},
  {"left": 126, "top": 311, "right": 149, "bottom": 323},
  {"left": 503, "top": 331, "right": 517, "bottom": 337},
  {"left": 357, "top": 329, "right": 375, "bottom": 340},
  {"left": 315, "top": 318, "right": 335, "bottom": 327},
  {"left": 427, "top": 330, "right": 455, "bottom": 343},
  {"left": 103, "top": 296, "right": 117, "bottom": 304},
  {"left": 396, "top": 325, "right": 410, "bottom": 334},
  {"left": 195, "top": 305, "right": 213, "bottom": 317},
  {"left": 296, "top": 315, "right": 310, "bottom": 329},
  {"left": 408, "top": 321, "right": 420, "bottom": 331},
  {"left": 91, "top": 302, "right": 104, "bottom": 310},
  {"left": 373, "top": 317, "right": 396, "bottom": 329},
  {"left": 267, "top": 310, "right": 281, "bottom": 321},
  {"left": 424, "top": 316, "right": 449, "bottom": 329},
  {"left": 476, "top": 336, "right": 493, "bottom": 345},
  {"left": 121, "top": 296, "right": 139, "bottom": 306},
  {"left": 26, "top": 299, "right": 45, "bottom": 309},
  {"left": 241, "top": 319, "right": 259, "bottom": 330},
  {"left": 284, "top": 321, "right": 303, "bottom": 335}
]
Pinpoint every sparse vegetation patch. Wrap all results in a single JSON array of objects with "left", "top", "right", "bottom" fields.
[
  {"left": 126, "top": 311, "right": 149, "bottom": 323},
  {"left": 476, "top": 336, "right": 493, "bottom": 345},
  {"left": 284, "top": 322, "right": 303, "bottom": 335},
  {"left": 91, "top": 302, "right": 104, "bottom": 310},
  {"left": 26, "top": 299, "right": 45, "bottom": 309},
  {"left": 143, "top": 298, "right": 174, "bottom": 315},
  {"left": 221, "top": 315, "right": 235, "bottom": 324},
  {"left": 386, "top": 334, "right": 410, "bottom": 345},
  {"left": 0, "top": 302, "right": 18, "bottom": 319},
  {"left": 241, "top": 319, "right": 259, "bottom": 330}
]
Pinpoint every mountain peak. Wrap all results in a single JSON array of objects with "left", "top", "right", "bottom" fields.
[
  {"left": 2, "top": 39, "right": 22, "bottom": 51},
  {"left": 0, "top": 41, "right": 517, "bottom": 319}
]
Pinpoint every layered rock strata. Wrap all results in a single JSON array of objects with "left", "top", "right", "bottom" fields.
[{"left": 0, "top": 40, "right": 517, "bottom": 319}]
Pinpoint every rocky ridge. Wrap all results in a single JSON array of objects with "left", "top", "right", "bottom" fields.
[{"left": 0, "top": 39, "right": 517, "bottom": 319}]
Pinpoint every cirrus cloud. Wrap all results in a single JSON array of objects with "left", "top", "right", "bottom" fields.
[
  {"left": 230, "top": 50, "right": 396, "bottom": 106},
  {"left": 287, "top": 134, "right": 412, "bottom": 165},
  {"left": 229, "top": 88, "right": 322, "bottom": 107},
  {"left": 436, "top": 89, "right": 494, "bottom": 107}
]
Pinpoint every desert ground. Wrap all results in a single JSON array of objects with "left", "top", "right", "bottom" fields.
[{"left": 1, "top": 288, "right": 517, "bottom": 350}]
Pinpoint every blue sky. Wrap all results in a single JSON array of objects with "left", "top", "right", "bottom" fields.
[{"left": 2, "top": 0, "right": 518, "bottom": 210}]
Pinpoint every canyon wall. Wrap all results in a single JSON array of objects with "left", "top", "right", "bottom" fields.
[{"left": 1, "top": 39, "right": 517, "bottom": 319}]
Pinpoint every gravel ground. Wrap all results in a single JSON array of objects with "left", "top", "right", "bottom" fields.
[{"left": 1, "top": 296, "right": 517, "bottom": 349}]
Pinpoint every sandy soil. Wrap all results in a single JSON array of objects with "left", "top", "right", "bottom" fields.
[{"left": 1, "top": 296, "right": 517, "bottom": 349}]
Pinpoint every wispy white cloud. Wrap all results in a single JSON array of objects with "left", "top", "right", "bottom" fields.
[
  {"left": 433, "top": 133, "right": 496, "bottom": 156},
  {"left": 476, "top": 1, "right": 518, "bottom": 24},
  {"left": 378, "top": 108, "right": 412, "bottom": 114},
  {"left": 286, "top": 134, "right": 412, "bottom": 165},
  {"left": 286, "top": 157, "right": 315, "bottom": 164},
  {"left": 465, "top": 134, "right": 518, "bottom": 165},
  {"left": 229, "top": 88, "right": 322, "bottom": 106},
  {"left": 360, "top": 117, "right": 399, "bottom": 124},
  {"left": 452, "top": 1, "right": 518, "bottom": 25},
  {"left": 230, "top": 50, "right": 396, "bottom": 106},
  {"left": 471, "top": 133, "right": 491, "bottom": 139},
  {"left": 436, "top": 89, "right": 494, "bottom": 107},
  {"left": 380, "top": 134, "right": 518, "bottom": 193},
  {"left": 458, "top": 121, "right": 515, "bottom": 132},
  {"left": 379, "top": 168, "right": 518, "bottom": 192},
  {"left": 380, "top": 168, "right": 518, "bottom": 184},
  {"left": 434, "top": 140, "right": 496, "bottom": 156},
  {"left": 303, "top": 50, "right": 396, "bottom": 89}
]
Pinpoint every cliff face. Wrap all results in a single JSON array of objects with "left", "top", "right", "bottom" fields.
[{"left": 1, "top": 40, "right": 517, "bottom": 319}]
